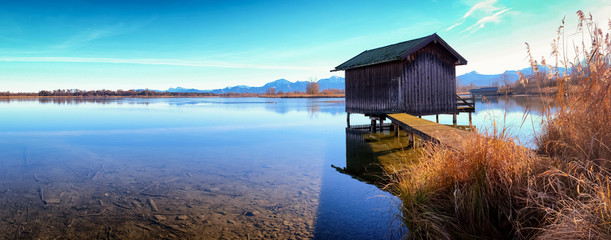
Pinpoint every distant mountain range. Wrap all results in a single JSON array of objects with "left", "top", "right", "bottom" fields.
[
  {"left": 158, "top": 66, "right": 566, "bottom": 93},
  {"left": 457, "top": 66, "right": 568, "bottom": 86},
  {"left": 165, "top": 76, "right": 345, "bottom": 94}
]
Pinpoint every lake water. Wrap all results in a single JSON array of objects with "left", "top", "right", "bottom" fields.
[{"left": 0, "top": 96, "right": 546, "bottom": 239}]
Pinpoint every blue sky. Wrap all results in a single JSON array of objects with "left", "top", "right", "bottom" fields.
[{"left": 1, "top": 0, "right": 610, "bottom": 92}]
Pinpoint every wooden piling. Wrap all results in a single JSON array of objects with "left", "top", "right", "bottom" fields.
[
  {"left": 347, "top": 113, "right": 351, "bottom": 128},
  {"left": 371, "top": 119, "right": 377, "bottom": 133},
  {"left": 408, "top": 131, "right": 414, "bottom": 145},
  {"left": 468, "top": 112, "right": 472, "bottom": 126}
]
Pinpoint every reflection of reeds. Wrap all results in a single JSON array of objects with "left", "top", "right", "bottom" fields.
[{"left": 388, "top": 11, "right": 611, "bottom": 239}]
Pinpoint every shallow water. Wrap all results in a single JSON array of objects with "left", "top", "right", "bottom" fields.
[
  {"left": 0, "top": 96, "right": 545, "bottom": 239},
  {"left": 0, "top": 97, "right": 402, "bottom": 239}
]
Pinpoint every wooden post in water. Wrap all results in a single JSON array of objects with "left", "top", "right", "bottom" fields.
[
  {"left": 394, "top": 124, "right": 400, "bottom": 137},
  {"left": 371, "top": 119, "right": 377, "bottom": 133},
  {"left": 408, "top": 131, "right": 414, "bottom": 146},
  {"left": 347, "top": 113, "right": 351, "bottom": 128},
  {"left": 379, "top": 118, "right": 384, "bottom": 132},
  {"left": 436, "top": 114, "right": 439, "bottom": 123},
  {"left": 452, "top": 113, "right": 457, "bottom": 126},
  {"left": 468, "top": 112, "right": 472, "bottom": 126}
]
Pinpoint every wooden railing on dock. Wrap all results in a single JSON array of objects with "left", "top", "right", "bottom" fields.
[
  {"left": 386, "top": 113, "right": 472, "bottom": 150},
  {"left": 456, "top": 93, "right": 475, "bottom": 113}
]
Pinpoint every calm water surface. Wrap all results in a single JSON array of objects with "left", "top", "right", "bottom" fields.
[
  {"left": 0, "top": 96, "right": 545, "bottom": 239},
  {"left": 0, "top": 97, "right": 401, "bottom": 239},
  {"left": 422, "top": 95, "right": 549, "bottom": 147}
]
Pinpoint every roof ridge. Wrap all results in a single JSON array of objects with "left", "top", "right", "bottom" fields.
[
  {"left": 333, "top": 33, "right": 466, "bottom": 71},
  {"left": 362, "top": 34, "right": 432, "bottom": 53}
]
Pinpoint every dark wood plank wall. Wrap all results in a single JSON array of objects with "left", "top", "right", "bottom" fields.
[
  {"left": 345, "top": 61, "right": 403, "bottom": 114},
  {"left": 402, "top": 43, "right": 457, "bottom": 115},
  {"left": 345, "top": 43, "right": 458, "bottom": 115}
]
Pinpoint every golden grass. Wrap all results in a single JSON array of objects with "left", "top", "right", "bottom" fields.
[
  {"left": 388, "top": 11, "right": 611, "bottom": 239},
  {"left": 388, "top": 126, "right": 541, "bottom": 239},
  {"left": 529, "top": 11, "right": 611, "bottom": 239}
]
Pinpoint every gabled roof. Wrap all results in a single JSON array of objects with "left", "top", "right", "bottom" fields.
[{"left": 333, "top": 33, "right": 467, "bottom": 71}]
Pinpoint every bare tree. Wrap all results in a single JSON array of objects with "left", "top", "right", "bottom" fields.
[
  {"left": 265, "top": 87, "right": 276, "bottom": 95},
  {"left": 306, "top": 79, "right": 319, "bottom": 95},
  {"left": 500, "top": 72, "right": 512, "bottom": 95}
]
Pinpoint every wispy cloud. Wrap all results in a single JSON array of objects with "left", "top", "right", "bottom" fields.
[
  {"left": 461, "top": 0, "right": 500, "bottom": 19},
  {"left": 446, "top": 0, "right": 509, "bottom": 32},
  {"left": 446, "top": 22, "right": 462, "bottom": 31},
  {"left": 55, "top": 28, "right": 114, "bottom": 49},
  {"left": 0, "top": 56, "right": 316, "bottom": 70},
  {"left": 55, "top": 19, "right": 154, "bottom": 49},
  {"left": 461, "top": 8, "right": 511, "bottom": 33}
]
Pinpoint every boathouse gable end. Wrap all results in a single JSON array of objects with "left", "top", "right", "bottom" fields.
[{"left": 335, "top": 33, "right": 466, "bottom": 116}]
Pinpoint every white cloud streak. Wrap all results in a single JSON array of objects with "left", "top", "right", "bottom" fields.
[
  {"left": 54, "top": 19, "right": 155, "bottom": 49},
  {"left": 0, "top": 56, "right": 316, "bottom": 70},
  {"left": 446, "top": 0, "right": 508, "bottom": 32},
  {"left": 461, "top": 0, "right": 500, "bottom": 19},
  {"left": 461, "top": 8, "right": 511, "bottom": 33},
  {"left": 55, "top": 28, "right": 114, "bottom": 49},
  {"left": 446, "top": 22, "right": 462, "bottom": 31}
]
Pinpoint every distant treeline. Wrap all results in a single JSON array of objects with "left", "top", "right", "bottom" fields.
[
  {"left": 0, "top": 89, "right": 259, "bottom": 97},
  {"left": 1, "top": 88, "right": 346, "bottom": 98}
]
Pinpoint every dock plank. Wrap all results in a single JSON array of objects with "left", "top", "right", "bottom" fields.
[{"left": 386, "top": 113, "right": 471, "bottom": 150}]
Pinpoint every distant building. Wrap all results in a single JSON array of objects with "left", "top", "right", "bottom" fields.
[
  {"left": 469, "top": 87, "right": 499, "bottom": 96},
  {"left": 333, "top": 33, "right": 467, "bottom": 116}
]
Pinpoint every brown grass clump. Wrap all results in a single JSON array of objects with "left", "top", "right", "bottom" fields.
[
  {"left": 390, "top": 11, "right": 610, "bottom": 239},
  {"left": 390, "top": 126, "right": 541, "bottom": 239},
  {"left": 531, "top": 11, "right": 611, "bottom": 239}
]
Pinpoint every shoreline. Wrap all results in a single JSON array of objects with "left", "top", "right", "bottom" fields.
[
  {"left": 258, "top": 94, "right": 344, "bottom": 98},
  {"left": 0, "top": 95, "right": 223, "bottom": 99},
  {"left": 0, "top": 94, "right": 346, "bottom": 99}
]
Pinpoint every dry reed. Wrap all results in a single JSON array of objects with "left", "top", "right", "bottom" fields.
[
  {"left": 389, "top": 123, "right": 541, "bottom": 239},
  {"left": 389, "top": 11, "right": 611, "bottom": 239},
  {"left": 531, "top": 10, "right": 611, "bottom": 239}
]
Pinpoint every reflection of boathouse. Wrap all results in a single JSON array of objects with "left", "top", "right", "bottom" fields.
[{"left": 333, "top": 33, "right": 473, "bottom": 129}]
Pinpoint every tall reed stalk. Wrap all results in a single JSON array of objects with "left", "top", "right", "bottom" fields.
[
  {"left": 530, "top": 10, "right": 611, "bottom": 239},
  {"left": 389, "top": 11, "right": 611, "bottom": 239}
]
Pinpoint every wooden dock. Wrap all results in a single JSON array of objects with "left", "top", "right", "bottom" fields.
[{"left": 386, "top": 113, "right": 472, "bottom": 150}]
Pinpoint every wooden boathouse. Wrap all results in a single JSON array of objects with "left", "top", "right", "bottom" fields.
[{"left": 333, "top": 33, "right": 472, "bottom": 130}]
